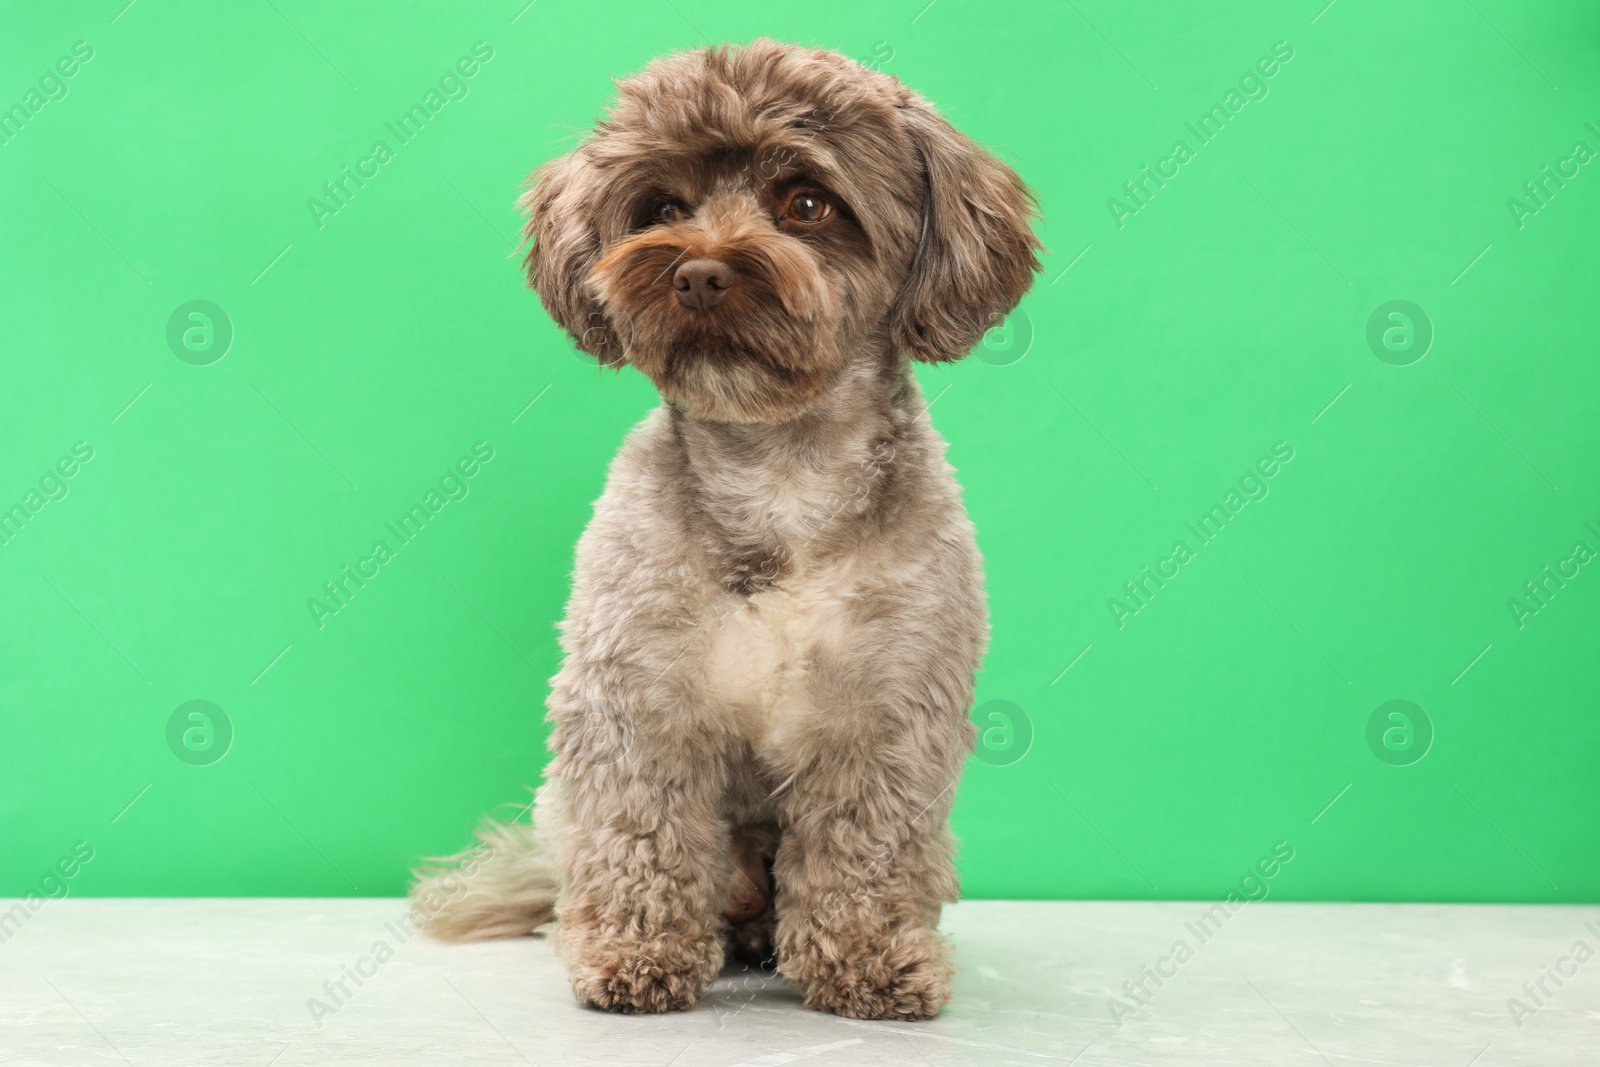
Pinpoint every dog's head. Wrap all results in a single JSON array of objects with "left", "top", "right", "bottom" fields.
[{"left": 521, "top": 38, "right": 1041, "bottom": 423}]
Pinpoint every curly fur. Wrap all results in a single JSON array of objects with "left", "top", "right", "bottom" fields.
[
  {"left": 412, "top": 37, "right": 1041, "bottom": 1020},
  {"left": 410, "top": 817, "right": 558, "bottom": 942}
]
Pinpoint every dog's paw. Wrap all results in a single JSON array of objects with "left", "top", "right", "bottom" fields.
[
  {"left": 790, "top": 932, "right": 953, "bottom": 1021},
  {"left": 568, "top": 935, "right": 722, "bottom": 1014}
]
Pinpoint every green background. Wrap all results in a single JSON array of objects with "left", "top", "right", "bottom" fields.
[{"left": 2, "top": 0, "right": 1596, "bottom": 903}]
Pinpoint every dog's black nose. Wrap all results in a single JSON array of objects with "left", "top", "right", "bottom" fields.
[{"left": 673, "top": 258, "right": 733, "bottom": 310}]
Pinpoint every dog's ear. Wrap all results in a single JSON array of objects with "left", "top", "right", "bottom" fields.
[
  {"left": 519, "top": 150, "right": 627, "bottom": 365},
  {"left": 889, "top": 98, "right": 1042, "bottom": 364}
]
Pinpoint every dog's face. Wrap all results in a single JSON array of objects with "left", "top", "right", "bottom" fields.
[{"left": 522, "top": 39, "right": 1041, "bottom": 423}]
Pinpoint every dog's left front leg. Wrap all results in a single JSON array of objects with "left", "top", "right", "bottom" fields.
[{"left": 770, "top": 689, "right": 970, "bottom": 1020}]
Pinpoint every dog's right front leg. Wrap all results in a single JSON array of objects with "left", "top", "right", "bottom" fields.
[{"left": 551, "top": 706, "right": 729, "bottom": 1014}]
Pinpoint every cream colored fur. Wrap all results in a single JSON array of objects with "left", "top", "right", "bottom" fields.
[{"left": 410, "top": 38, "right": 1041, "bottom": 1021}]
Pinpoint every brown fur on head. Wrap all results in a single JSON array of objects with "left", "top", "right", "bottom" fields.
[{"left": 520, "top": 38, "right": 1042, "bottom": 423}]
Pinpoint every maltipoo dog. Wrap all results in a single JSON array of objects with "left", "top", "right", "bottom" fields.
[{"left": 413, "top": 37, "right": 1040, "bottom": 1021}]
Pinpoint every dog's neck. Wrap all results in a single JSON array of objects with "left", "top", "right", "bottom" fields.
[{"left": 668, "top": 356, "right": 922, "bottom": 590}]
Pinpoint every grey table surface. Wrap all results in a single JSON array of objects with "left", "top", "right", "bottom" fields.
[{"left": 0, "top": 898, "right": 1595, "bottom": 1066}]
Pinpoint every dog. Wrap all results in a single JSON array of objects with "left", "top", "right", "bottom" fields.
[{"left": 411, "top": 37, "right": 1040, "bottom": 1021}]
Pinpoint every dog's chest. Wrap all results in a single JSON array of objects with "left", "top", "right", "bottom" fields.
[{"left": 702, "top": 561, "right": 857, "bottom": 751}]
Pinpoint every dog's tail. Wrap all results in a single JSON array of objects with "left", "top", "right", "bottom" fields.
[{"left": 409, "top": 813, "right": 560, "bottom": 943}]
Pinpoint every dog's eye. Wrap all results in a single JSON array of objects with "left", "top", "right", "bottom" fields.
[
  {"left": 783, "top": 191, "right": 832, "bottom": 225},
  {"left": 652, "top": 200, "right": 686, "bottom": 225}
]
